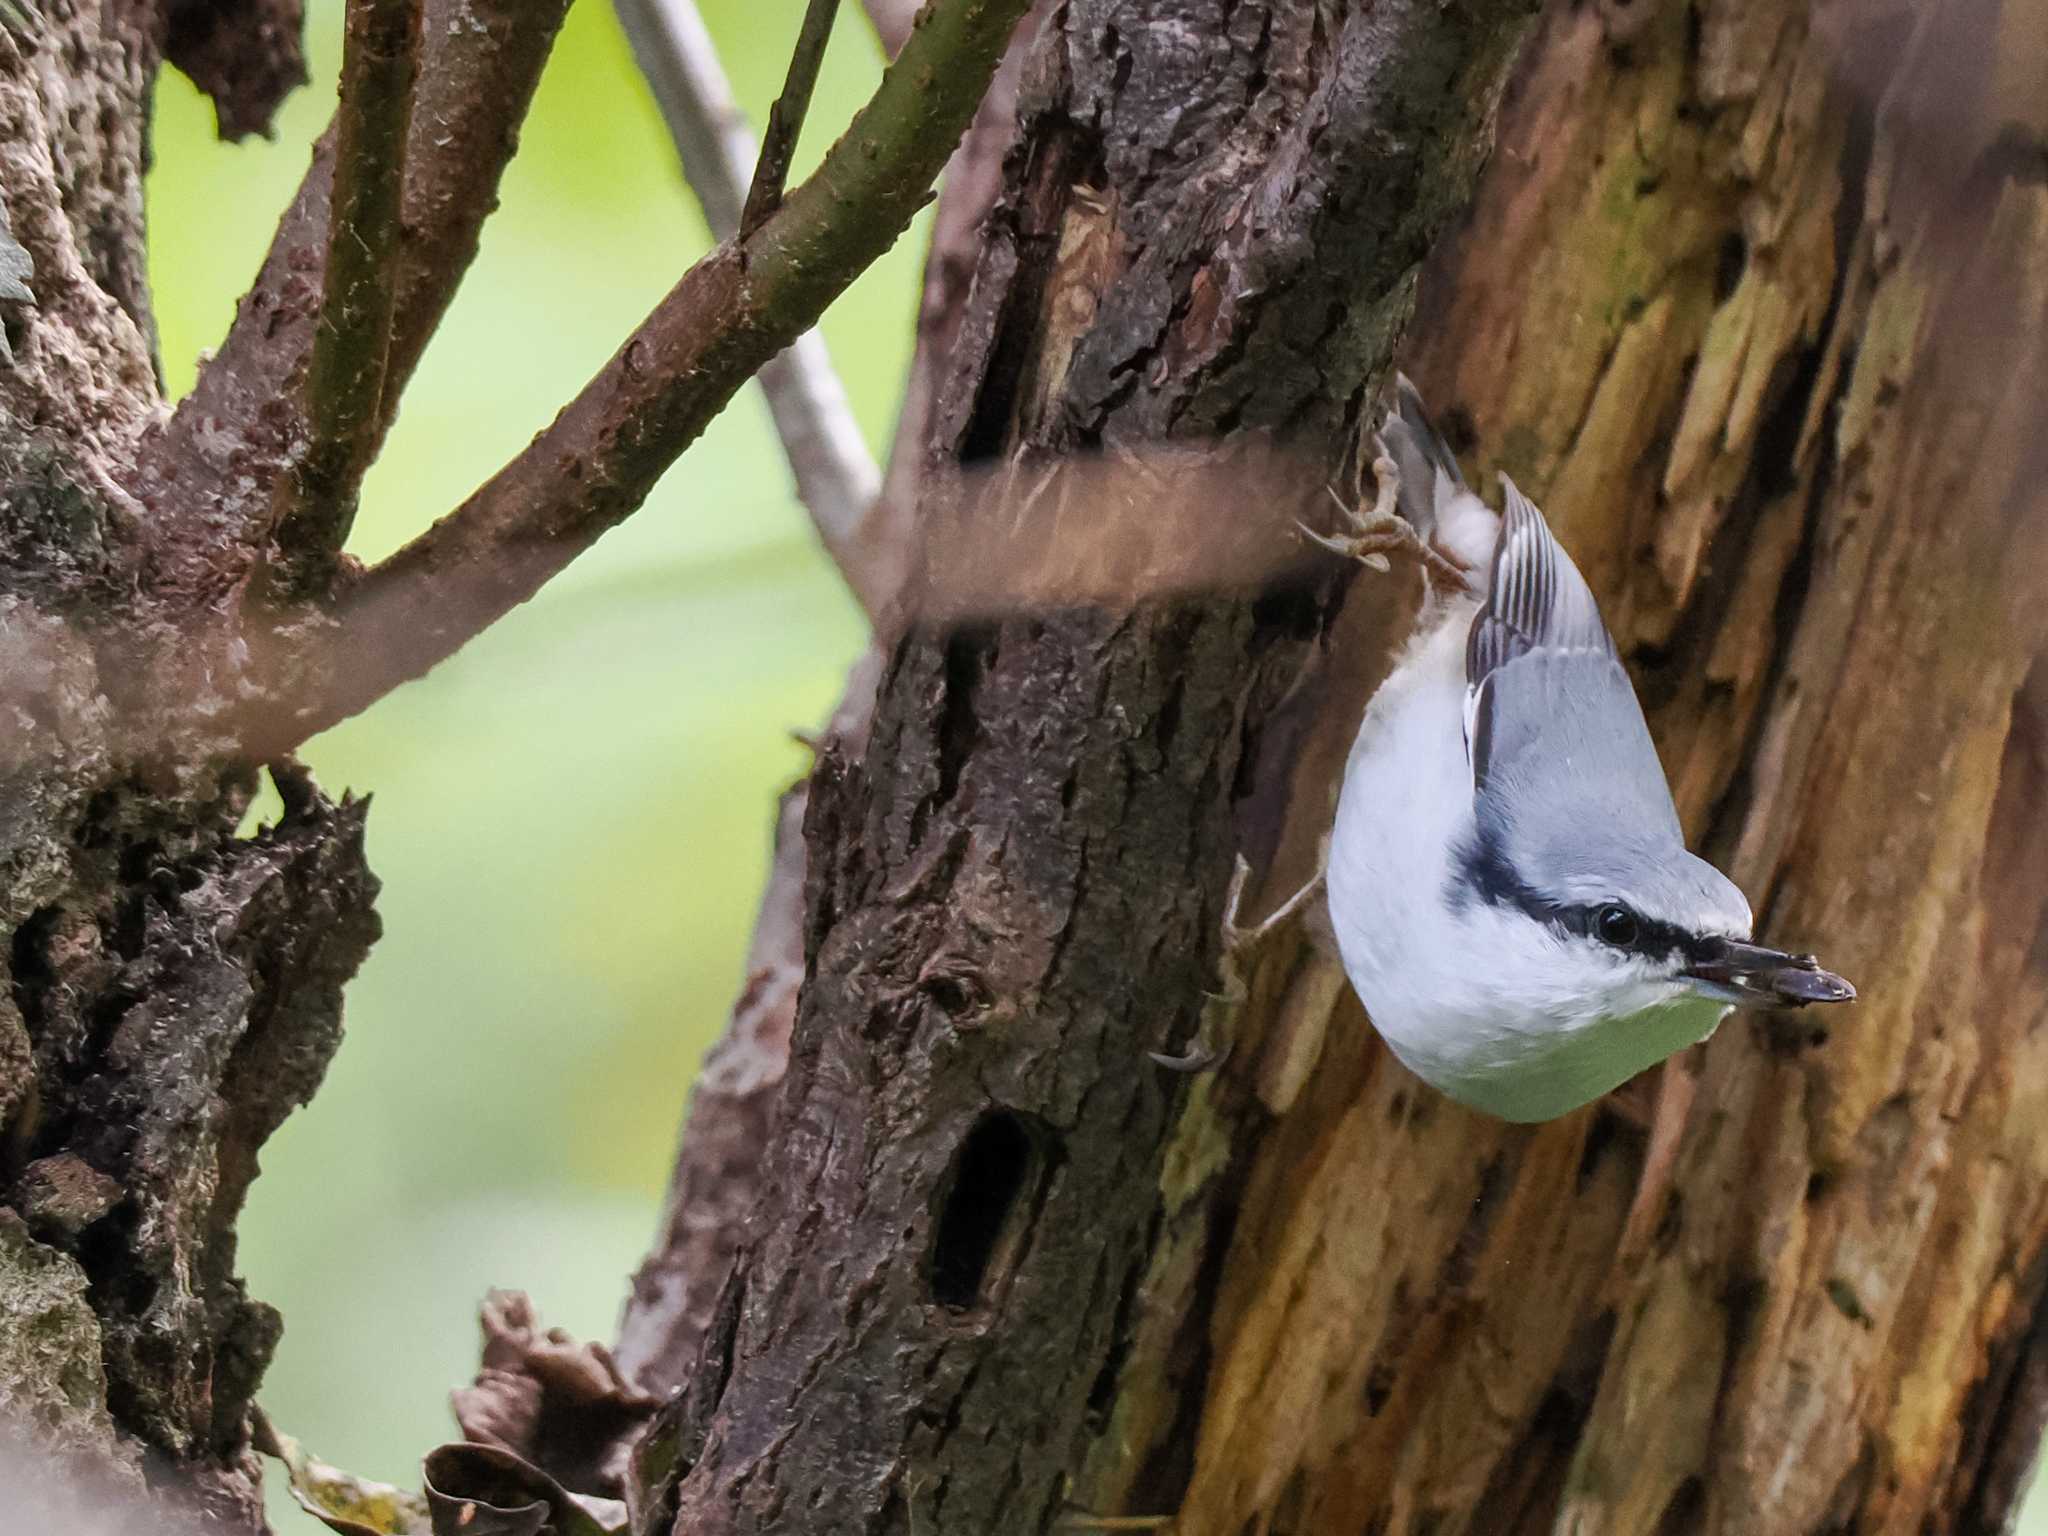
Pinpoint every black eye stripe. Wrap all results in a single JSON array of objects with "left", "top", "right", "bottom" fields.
[
  {"left": 1558, "top": 903, "right": 1690, "bottom": 958},
  {"left": 1451, "top": 827, "right": 1719, "bottom": 964}
]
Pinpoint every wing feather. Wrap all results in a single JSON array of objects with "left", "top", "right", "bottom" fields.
[{"left": 1466, "top": 476, "right": 1618, "bottom": 791}]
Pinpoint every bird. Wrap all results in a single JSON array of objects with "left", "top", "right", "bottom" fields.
[{"left": 1313, "top": 377, "right": 1854, "bottom": 1123}]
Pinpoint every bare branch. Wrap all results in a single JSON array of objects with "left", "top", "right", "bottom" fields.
[
  {"left": 612, "top": 1, "right": 885, "bottom": 613},
  {"left": 614, "top": 0, "right": 886, "bottom": 612},
  {"left": 129, "top": 0, "right": 573, "bottom": 609},
  {"left": 755, "top": 339, "right": 886, "bottom": 603},
  {"left": 738, "top": 0, "right": 841, "bottom": 238},
  {"left": 251, "top": 0, "right": 1030, "bottom": 750},
  {"left": 613, "top": 0, "right": 754, "bottom": 233},
  {"left": 271, "top": 0, "right": 423, "bottom": 578}
]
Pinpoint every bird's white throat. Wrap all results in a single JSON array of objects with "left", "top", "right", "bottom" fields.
[{"left": 1327, "top": 605, "right": 1729, "bottom": 1123}]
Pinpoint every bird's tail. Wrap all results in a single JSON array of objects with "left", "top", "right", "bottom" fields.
[
  {"left": 1378, "top": 374, "right": 1498, "bottom": 577},
  {"left": 1378, "top": 374, "right": 1468, "bottom": 540}
]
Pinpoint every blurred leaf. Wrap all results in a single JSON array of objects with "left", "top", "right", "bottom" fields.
[{"left": 260, "top": 1416, "right": 432, "bottom": 1536}]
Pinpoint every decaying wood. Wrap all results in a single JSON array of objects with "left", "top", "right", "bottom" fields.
[
  {"left": 1195, "top": 0, "right": 2048, "bottom": 1525},
  {"left": 641, "top": 1, "right": 2048, "bottom": 1534}
]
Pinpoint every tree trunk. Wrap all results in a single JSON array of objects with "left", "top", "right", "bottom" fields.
[{"left": 641, "top": 1, "right": 2048, "bottom": 1534}]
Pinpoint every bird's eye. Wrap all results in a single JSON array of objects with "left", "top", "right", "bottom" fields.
[{"left": 1595, "top": 905, "right": 1640, "bottom": 947}]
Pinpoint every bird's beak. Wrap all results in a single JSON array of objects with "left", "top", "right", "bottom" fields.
[{"left": 1684, "top": 938, "right": 1857, "bottom": 1008}]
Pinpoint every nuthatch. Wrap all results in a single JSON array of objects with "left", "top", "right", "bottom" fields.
[{"left": 1319, "top": 380, "right": 1853, "bottom": 1122}]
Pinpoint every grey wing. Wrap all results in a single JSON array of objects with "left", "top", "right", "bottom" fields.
[
  {"left": 1462, "top": 478, "right": 1686, "bottom": 869},
  {"left": 1468, "top": 646, "right": 1687, "bottom": 868},
  {"left": 1466, "top": 475, "right": 1619, "bottom": 793}
]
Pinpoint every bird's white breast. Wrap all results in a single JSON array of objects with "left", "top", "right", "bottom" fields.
[{"left": 1326, "top": 599, "right": 1727, "bottom": 1121}]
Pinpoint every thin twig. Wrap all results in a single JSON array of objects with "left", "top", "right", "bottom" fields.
[
  {"left": 246, "top": 0, "right": 1030, "bottom": 752},
  {"left": 614, "top": 0, "right": 885, "bottom": 613},
  {"left": 738, "top": 0, "right": 842, "bottom": 237},
  {"left": 755, "top": 340, "right": 886, "bottom": 607},
  {"left": 272, "top": 0, "right": 422, "bottom": 577},
  {"left": 612, "top": 0, "right": 753, "bottom": 233}
]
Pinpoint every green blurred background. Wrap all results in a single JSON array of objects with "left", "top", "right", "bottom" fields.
[
  {"left": 145, "top": 6, "right": 2048, "bottom": 1531},
  {"left": 149, "top": 4, "right": 902, "bottom": 1524}
]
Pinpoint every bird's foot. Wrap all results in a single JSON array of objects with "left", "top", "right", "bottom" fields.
[
  {"left": 1150, "top": 847, "right": 1327, "bottom": 1073},
  {"left": 1300, "top": 444, "right": 1466, "bottom": 589}
]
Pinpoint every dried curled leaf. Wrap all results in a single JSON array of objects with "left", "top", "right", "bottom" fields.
[
  {"left": 257, "top": 1414, "right": 431, "bottom": 1536},
  {"left": 451, "top": 1292, "right": 657, "bottom": 1500},
  {"left": 423, "top": 1443, "right": 628, "bottom": 1536}
]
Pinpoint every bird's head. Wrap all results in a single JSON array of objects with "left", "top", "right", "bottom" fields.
[{"left": 1461, "top": 820, "right": 1856, "bottom": 1022}]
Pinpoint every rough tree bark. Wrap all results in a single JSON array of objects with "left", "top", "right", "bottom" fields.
[{"left": 616, "top": 1, "right": 2048, "bottom": 1535}]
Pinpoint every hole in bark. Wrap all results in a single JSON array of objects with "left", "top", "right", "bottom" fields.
[
  {"left": 930, "top": 1110, "right": 1045, "bottom": 1310},
  {"left": 77, "top": 1199, "right": 156, "bottom": 1316},
  {"left": 1714, "top": 231, "right": 1748, "bottom": 301},
  {"left": 1362, "top": 1362, "right": 1394, "bottom": 1415},
  {"left": 925, "top": 975, "right": 970, "bottom": 1015},
  {"left": 9, "top": 907, "right": 57, "bottom": 1022},
  {"left": 934, "top": 626, "right": 994, "bottom": 808},
  {"left": 1655, "top": 1475, "right": 1705, "bottom": 1535}
]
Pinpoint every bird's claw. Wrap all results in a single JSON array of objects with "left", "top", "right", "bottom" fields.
[
  {"left": 1147, "top": 1042, "right": 1223, "bottom": 1074},
  {"left": 1301, "top": 447, "right": 1464, "bottom": 589},
  {"left": 1149, "top": 852, "right": 1326, "bottom": 1074}
]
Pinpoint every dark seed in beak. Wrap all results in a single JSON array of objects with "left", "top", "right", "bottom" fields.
[{"left": 1685, "top": 939, "right": 1857, "bottom": 1008}]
